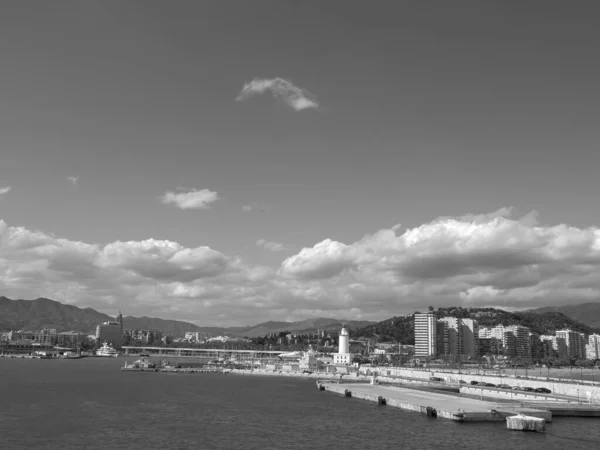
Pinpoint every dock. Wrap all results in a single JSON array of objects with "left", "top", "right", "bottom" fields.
[{"left": 318, "top": 382, "right": 552, "bottom": 423}]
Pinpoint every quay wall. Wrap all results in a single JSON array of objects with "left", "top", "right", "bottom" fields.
[
  {"left": 380, "top": 368, "right": 600, "bottom": 398},
  {"left": 459, "top": 387, "right": 572, "bottom": 403}
]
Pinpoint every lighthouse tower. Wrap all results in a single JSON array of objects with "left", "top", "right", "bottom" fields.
[{"left": 333, "top": 326, "right": 352, "bottom": 365}]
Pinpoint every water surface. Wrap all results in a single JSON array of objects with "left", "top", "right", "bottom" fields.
[{"left": 0, "top": 358, "right": 598, "bottom": 449}]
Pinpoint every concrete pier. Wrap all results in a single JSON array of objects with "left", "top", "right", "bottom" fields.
[
  {"left": 506, "top": 414, "right": 545, "bottom": 432},
  {"left": 318, "top": 382, "right": 552, "bottom": 423}
]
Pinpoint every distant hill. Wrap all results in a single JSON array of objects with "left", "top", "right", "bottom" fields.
[
  {"left": 0, "top": 296, "right": 375, "bottom": 338},
  {"left": 232, "top": 318, "right": 375, "bottom": 338},
  {"left": 352, "top": 306, "right": 600, "bottom": 344},
  {"left": 0, "top": 296, "right": 113, "bottom": 333},
  {"left": 0, "top": 297, "right": 203, "bottom": 336},
  {"left": 528, "top": 302, "right": 600, "bottom": 329}
]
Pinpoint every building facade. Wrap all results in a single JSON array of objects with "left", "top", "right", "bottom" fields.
[{"left": 414, "top": 313, "right": 437, "bottom": 358}]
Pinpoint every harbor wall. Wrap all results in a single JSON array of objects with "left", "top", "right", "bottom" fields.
[{"left": 379, "top": 368, "right": 600, "bottom": 398}]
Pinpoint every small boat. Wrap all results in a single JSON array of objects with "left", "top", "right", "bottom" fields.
[{"left": 96, "top": 343, "right": 119, "bottom": 358}]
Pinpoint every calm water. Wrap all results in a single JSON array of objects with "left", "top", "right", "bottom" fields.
[{"left": 0, "top": 358, "right": 598, "bottom": 449}]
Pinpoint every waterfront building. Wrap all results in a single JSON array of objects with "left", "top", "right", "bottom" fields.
[
  {"left": 57, "top": 332, "right": 87, "bottom": 348},
  {"left": 479, "top": 337, "right": 501, "bottom": 356},
  {"left": 479, "top": 326, "right": 517, "bottom": 357},
  {"left": 96, "top": 313, "right": 124, "bottom": 346},
  {"left": 556, "top": 329, "right": 585, "bottom": 359},
  {"left": 529, "top": 333, "right": 542, "bottom": 361},
  {"left": 333, "top": 326, "right": 351, "bottom": 364},
  {"left": 439, "top": 317, "right": 462, "bottom": 357},
  {"left": 541, "top": 335, "right": 568, "bottom": 358},
  {"left": 435, "top": 321, "right": 449, "bottom": 358},
  {"left": 414, "top": 313, "right": 436, "bottom": 358},
  {"left": 461, "top": 319, "right": 479, "bottom": 359},
  {"left": 506, "top": 325, "right": 531, "bottom": 358},
  {"left": 540, "top": 339, "right": 555, "bottom": 359},
  {"left": 586, "top": 334, "right": 600, "bottom": 360}
]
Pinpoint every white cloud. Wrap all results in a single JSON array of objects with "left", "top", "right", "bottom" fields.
[
  {"left": 3, "top": 207, "right": 600, "bottom": 325},
  {"left": 0, "top": 186, "right": 12, "bottom": 196},
  {"left": 236, "top": 77, "right": 319, "bottom": 111},
  {"left": 242, "top": 202, "right": 268, "bottom": 213},
  {"left": 161, "top": 188, "right": 219, "bottom": 210},
  {"left": 256, "top": 239, "right": 288, "bottom": 252},
  {"left": 66, "top": 176, "right": 79, "bottom": 186}
]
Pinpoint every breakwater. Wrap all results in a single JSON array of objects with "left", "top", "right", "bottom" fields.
[{"left": 318, "top": 382, "right": 552, "bottom": 423}]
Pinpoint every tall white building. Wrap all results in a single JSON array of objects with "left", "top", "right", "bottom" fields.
[
  {"left": 414, "top": 313, "right": 437, "bottom": 357},
  {"left": 586, "top": 334, "right": 600, "bottom": 360},
  {"left": 333, "top": 326, "right": 351, "bottom": 365}
]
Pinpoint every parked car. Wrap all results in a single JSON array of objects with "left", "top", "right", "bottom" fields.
[
  {"left": 470, "top": 380, "right": 479, "bottom": 385},
  {"left": 482, "top": 383, "right": 497, "bottom": 388},
  {"left": 429, "top": 377, "right": 443, "bottom": 382},
  {"left": 458, "top": 380, "right": 467, "bottom": 384},
  {"left": 534, "top": 387, "right": 552, "bottom": 394},
  {"left": 522, "top": 387, "right": 535, "bottom": 392},
  {"left": 497, "top": 384, "right": 512, "bottom": 389},
  {"left": 512, "top": 386, "right": 523, "bottom": 391}
]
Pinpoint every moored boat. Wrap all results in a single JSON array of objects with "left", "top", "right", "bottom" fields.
[{"left": 96, "top": 342, "right": 119, "bottom": 357}]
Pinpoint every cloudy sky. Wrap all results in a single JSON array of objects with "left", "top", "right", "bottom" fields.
[{"left": 1, "top": 1, "right": 600, "bottom": 326}]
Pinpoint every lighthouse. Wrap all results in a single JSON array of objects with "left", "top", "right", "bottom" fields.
[{"left": 333, "top": 325, "right": 352, "bottom": 365}]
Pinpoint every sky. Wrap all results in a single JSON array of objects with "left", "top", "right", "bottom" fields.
[{"left": 1, "top": 1, "right": 600, "bottom": 326}]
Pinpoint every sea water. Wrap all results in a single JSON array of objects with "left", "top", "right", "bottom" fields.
[{"left": 0, "top": 358, "right": 598, "bottom": 449}]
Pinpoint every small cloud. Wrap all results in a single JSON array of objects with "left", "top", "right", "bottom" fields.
[
  {"left": 161, "top": 189, "right": 219, "bottom": 210},
  {"left": 256, "top": 239, "right": 288, "bottom": 252},
  {"left": 0, "top": 186, "right": 12, "bottom": 196},
  {"left": 242, "top": 202, "right": 268, "bottom": 213},
  {"left": 66, "top": 176, "right": 79, "bottom": 186},
  {"left": 236, "top": 77, "right": 319, "bottom": 111}
]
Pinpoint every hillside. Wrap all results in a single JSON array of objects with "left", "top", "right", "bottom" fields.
[
  {"left": 352, "top": 306, "right": 600, "bottom": 344},
  {"left": 0, "top": 296, "right": 375, "bottom": 338},
  {"left": 236, "top": 318, "right": 374, "bottom": 338},
  {"left": 0, "top": 296, "right": 113, "bottom": 333},
  {"left": 528, "top": 302, "right": 600, "bottom": 329},
  {"left": 0, "top": 297, "right": 204, "bottom": 336}
]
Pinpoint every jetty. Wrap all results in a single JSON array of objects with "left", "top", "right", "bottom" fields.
[{"left": 317, "top": 382, "right": 552, "bottom": 423}]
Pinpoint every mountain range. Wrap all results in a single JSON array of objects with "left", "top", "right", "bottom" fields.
[
  {"left": 0, "top": 296, "right": 374, "bottom": 337},
  {"left": 528, "top": 303, "right": 600, "bottom": 329}
]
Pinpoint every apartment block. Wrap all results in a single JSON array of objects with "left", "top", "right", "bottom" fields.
[{"left": 414, "top": 313, "right": 437, "bottom": 357}]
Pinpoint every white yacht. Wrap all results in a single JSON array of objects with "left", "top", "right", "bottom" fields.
[{"left": 96, "top": 342, "right": 119, "bottom": 357}]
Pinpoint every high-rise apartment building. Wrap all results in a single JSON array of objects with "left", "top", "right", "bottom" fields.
[
  {"left": 439, "top": 317, "right": 462, "bottom": 357},
  {"left": 479, "top": 325, "right": 516, "bottom": 357},
  {"left": 414, "top": 313, "right": 437, "bottom": 357},
  {"left": 461, "top": 319, "right": 479, "bottom": 359},
  {"left": 436, "top": 321, "right": 448, "bottom": 358},
  {"left": 586, "top": 334, "right": 600, "bottom": 360},
  {"left": 507, "top": 325, "right": 531, "bottom": 358},
  {"left": 529, "top": 333, "right": 542, "bottom": 360},
  {"left": 556, "top": 329, "right": 585, "bottom": 359}
]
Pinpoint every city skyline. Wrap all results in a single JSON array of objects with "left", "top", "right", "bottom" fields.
[{"left": 2, "top": 2, "right": 600, "bottom": 326}]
